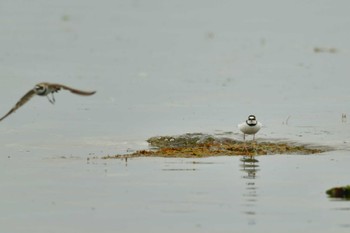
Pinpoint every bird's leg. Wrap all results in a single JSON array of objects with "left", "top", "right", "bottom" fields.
[
  {"left": 243, "top": 138, "right": 249, "bottom": 160},
  {"left": 251, "top": 135, "right": 257, "bottom": 159},
  {"left": 47, "top": 93, "right": 56, "bottom": 104},
  {"left": 242, "top": 135, "right": 248, "bottom": 160}
]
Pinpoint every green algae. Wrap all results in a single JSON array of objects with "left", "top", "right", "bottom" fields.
[{"left": 326, "top": 186, "right": 350, "bottom": 199}]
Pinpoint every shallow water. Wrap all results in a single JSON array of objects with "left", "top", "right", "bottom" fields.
[
  {"left": 1, "top": 152, "right": 350, "bottom": 233},
  {"left": 1, "top": 0, "right": 350, "bottom": 232}
]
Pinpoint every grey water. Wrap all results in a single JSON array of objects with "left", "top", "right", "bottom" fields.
[{"left": 1, "top": 0, "right": 350, "bottom": 232}]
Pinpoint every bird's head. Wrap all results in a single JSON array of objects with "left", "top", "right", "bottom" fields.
[
  {"left": 248, "top": 115, "right": 256, "bottom": 120},
  {"left": 34, "top": 84, "right": 47, "bottom": 95},
  {"left": 247, "top": 115, "right": 257, "bottom": 125}
]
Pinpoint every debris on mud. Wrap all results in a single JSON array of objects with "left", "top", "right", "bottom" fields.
[{"left": 102, "top": 133, "right": 327, "bottom": 159}]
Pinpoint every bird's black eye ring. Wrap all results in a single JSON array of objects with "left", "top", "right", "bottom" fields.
[{"left": 248, "top": 115, "right": 256, "bottom": 120}]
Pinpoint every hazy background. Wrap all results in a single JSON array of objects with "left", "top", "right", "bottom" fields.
[{"left": 1, "top": 0, "right": 350, "bottom": 156}]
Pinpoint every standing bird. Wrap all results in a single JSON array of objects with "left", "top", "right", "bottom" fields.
[
  {"left": 0, "top": 82, "right": 96, "bottom": 122},
  {"left": 238, "top": 115, "right": 262, "bottom": 140}
]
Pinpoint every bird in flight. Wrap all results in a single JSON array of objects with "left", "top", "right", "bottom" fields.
[{"left": 0, "top": 82, "right": 96, "bottom": 122}]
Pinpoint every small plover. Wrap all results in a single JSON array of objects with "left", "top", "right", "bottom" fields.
[
  {"left": 238, "top": 115, "right": 262, "bottom": 140},
  {"left": 0, "top": 82, "right": 96, "bottom": 122}
]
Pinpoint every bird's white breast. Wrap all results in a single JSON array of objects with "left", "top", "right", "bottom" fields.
[{"left": 238, "top": 122, "right": 262, "bottom": 134}]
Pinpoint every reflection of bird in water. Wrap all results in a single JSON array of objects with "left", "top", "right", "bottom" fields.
[
  {"left": 238, "top": 115, "right": 262, "bottom": 140},
  {"left": 0, "top": 82, "right": 96, "bottom": 122},
  {"left": 240, "top": 157, "right": 259, "bottom": 226},
  {"left": 240, "top": 157, "right": 259, "bottom": 179}
]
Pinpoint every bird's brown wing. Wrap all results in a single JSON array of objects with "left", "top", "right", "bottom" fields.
[
  {"left": 49, "top": 83, "right": 96, "bottom": 96},
  {"left": 0, "top": 89, "right": 36, "bottom": 122}
]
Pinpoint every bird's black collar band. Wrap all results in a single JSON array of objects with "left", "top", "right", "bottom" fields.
[{"left": 246, "top": 120, "right": 257, "bottom": 126}]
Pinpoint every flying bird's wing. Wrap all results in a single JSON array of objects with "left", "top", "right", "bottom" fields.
[
  {"left": 0, "top": 89, "right": 36, "bottom": 122},
  {"left": 49, "top": 83, "right": 96, "bottom": 96}
]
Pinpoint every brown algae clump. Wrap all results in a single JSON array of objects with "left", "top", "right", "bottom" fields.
[
  {"left": 102, "top": 133, "right": 327, "bottom": 159},
  {"left": 326, "top": 186, "right": 350, "bottom": 199}
]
